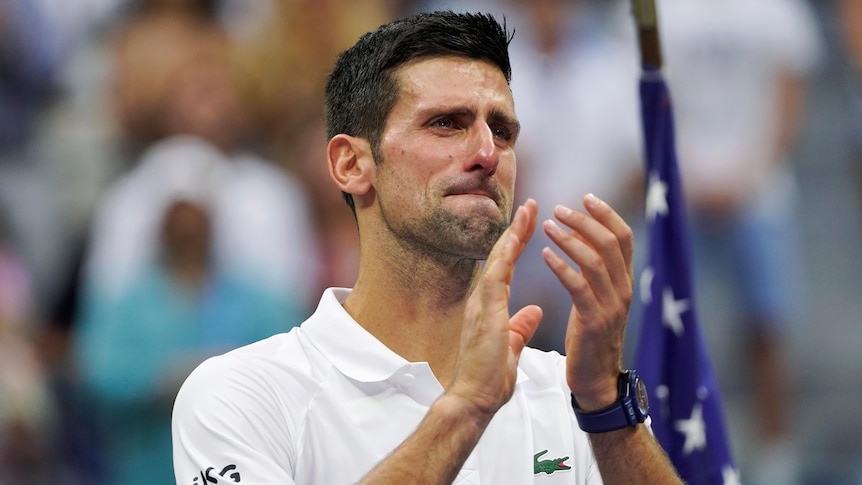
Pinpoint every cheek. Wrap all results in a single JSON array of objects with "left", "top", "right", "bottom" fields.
[
  {"left": 498, "top": 154, "right": 517, "bottom": 190},
  {"left": 380, "top": 140, "right": 444, "bottom": 188},
  {"left": 376, "top": 157, "right": 429, "bottom": 207}
]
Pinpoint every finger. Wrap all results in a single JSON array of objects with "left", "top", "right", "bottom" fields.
[
  {"left": 582, "top": 193, "right": 634, "bottom": 278},
  {"left": 551, "top": 202, "right": 631, "bottom": 300},
  {"left": 508, "top": 198, "right": 538, "bottom": 254},
  {"left": 540, "top": 244, "right": 605, "bottom": 327},
  {"left": 485, "top": 200, "right": 537, "bottom": 279},
  {"left": 543, "top": 217, "right": 616, "bottom": 310}
]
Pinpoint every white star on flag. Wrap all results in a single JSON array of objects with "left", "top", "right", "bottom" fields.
[
  {"left": 640, "top": 266, "right": 655, "bottom": 304},
  {"left": 722, "top": 465, "right": 741, "bottom": 485},
  {"left": 674, "top": 403, "right": 706, "bottom": 455},
  {"left": 662, "top": 286, "right": 689, "bottom": 336},
  {"left": 645, "top": 172, "right": 669, "bottom": 220}
]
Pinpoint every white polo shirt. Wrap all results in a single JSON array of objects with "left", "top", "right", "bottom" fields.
[{"left": 172, "top": 288, "right": 602, "bottom": 484}]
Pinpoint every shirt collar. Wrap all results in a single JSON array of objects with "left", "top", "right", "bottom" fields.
[
  {"left": 302, "top": 288, "right": 409, "bottom": 383},
  {"left": 302, "top": 287, "right": 529, "bottom": 386}
]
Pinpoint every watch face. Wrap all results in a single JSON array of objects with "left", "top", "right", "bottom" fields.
[{"left": 635, "top": 377, "right": 650, "bottom": 415}]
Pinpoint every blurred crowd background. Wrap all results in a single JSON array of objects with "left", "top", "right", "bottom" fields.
[{"left": 0, "top": 0, "right": 860, "bottom": 483}]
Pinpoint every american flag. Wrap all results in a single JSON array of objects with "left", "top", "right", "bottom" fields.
[{"left": 633, "top": 69, "right": 738, "bottom": 484}]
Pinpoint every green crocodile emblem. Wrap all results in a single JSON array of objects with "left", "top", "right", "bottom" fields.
[{"left": 533, "top": 449, "right": 571, "bottom": 475}]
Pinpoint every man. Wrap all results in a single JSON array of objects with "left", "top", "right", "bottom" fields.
[{"left": 173, "top": 11, "right": 681, "bottom": 484}]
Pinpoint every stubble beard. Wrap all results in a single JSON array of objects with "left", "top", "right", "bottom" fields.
[
  {"left": 424, "top": 203, "right": 509, "bottom": 260},
  {"left": 380, "top": 196, "right": 511, "bottom": 264}
]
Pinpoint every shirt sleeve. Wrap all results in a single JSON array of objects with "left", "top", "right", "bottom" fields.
[{"left": 172, "top": 354, "right": 297, "bottom": 485}]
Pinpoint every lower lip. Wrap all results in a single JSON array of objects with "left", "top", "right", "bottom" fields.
[{"left": 447, "top": 193, "right": 498, "bottom": 207}]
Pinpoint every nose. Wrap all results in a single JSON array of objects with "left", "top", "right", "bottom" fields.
[{"left": 466, "top": 123, "right": 499, "bottom": 176}]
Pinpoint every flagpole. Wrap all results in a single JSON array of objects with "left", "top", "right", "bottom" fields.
[{"left": 632, "top": 0, "right": 663, "bottom": 70}]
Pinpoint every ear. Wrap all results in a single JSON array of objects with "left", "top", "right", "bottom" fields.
[{"left": 328, "top": 134, "right": 374, "bottom": 198}]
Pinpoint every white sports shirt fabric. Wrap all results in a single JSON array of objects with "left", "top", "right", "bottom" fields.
[{"left": 173, "top": 288, "right": 603, "bottom": 484}]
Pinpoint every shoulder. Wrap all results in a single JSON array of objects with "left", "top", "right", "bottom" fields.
[
  {"left": 172, "top": 329, "right": 333, "bottom": 482},
  {"left": 176, "top": 331, "right": 322, "bottom": 412},
  {"left": 173, "top": 333, "right": 325, "bottom": 454}
]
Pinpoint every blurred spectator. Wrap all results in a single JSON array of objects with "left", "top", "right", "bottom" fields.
[
  {"left": 227, "top": 0, "right": 403, "bottom": 293},
  {"left": 1, "top": 2, "right": 144, "bottom": 482},
  {"left": 111, "top": 0, "right": 236, "bottom": 154},
  {"left": 0, "top": 212, "right": 56, "bottom": 483},
  {"left": 0, "top": 0, "right": 62, "bottom": 149},
  {"left": 231, "top": 0, "right": 396, "bottom": 161},
  {"left": 72, "top": 6, "right": 319, "bottom": 482},
  {"left": 656, "top": 0, "right": 822, "bottom": 483},
  {"left": 0, "top": 0, "right": 66, "bottom": 311},
  {"left": 0, "top": 0, "right": 130, "bottom": 313},
  {"left": 76, "top": 186, "right": 298, "bottom": 485},
  {"left": 86, "top": 4, "right": 319, "bottom": 307}
]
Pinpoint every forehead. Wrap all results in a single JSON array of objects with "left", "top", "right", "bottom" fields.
[{"left": 391, "top": 56, "right": 515, "bottom": 114}]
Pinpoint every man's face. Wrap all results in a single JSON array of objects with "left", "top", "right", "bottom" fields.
[{"left": 373, "top": 56, "right": 519, "bottom": 260}]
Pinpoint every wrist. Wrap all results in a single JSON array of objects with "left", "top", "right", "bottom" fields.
[
  {"left": 433, "top": 391, "right": 495, "bottom": 432},
  {"left": 571, "top": 388, "right": 618, "bottom": 412},
  {"left": 569, "top": 377, "right": 619, "bottom": 412}
]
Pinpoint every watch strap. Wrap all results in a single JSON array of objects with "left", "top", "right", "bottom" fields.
[{"left": 571, "top": 371, "right": 645, "bottom": 433}]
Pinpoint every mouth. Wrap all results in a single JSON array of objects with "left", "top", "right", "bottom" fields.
[
  {"left": 450, "top": 190, "right": 495, "bottom": 200},
  {"left": 444, "top": 179, "right": 503, "bottom": 206}
]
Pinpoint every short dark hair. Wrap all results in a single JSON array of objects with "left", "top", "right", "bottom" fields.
[{"left": 324, "top": 11, "right": 514, "bottom": 213}]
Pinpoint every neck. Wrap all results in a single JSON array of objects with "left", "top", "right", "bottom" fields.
[{"left": 343, "top": 238, "right": 482, "bottom": 387}]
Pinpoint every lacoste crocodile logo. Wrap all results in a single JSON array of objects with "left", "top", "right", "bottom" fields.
[{"left": 533, "top": 449, "right": 571, "bottom": 475}]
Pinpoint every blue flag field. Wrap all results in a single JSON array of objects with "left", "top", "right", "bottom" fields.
[{"left": 633, "top": 69, "right": 738, "bottom": 484}]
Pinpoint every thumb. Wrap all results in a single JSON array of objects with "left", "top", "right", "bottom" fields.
[{"left": 509, "top": 305, "right": 543, "bottom": 358}]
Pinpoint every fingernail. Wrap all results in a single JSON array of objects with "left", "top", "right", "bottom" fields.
[
  {"left": 585, "top": 193, "right": 603, "bottom": 208},
  {"left": 544, "top": 219, "right": 562, "bottom": 234},
  {"left": 554, "top": 205, "right": 572, "bottom": 218}
]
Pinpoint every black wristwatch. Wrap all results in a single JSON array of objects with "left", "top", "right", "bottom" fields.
[{"left": 571, "top": 370, "right": 649, "bottom": 433}]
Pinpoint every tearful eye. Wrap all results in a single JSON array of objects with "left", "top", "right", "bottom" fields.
[
  {"left": 492, "top": 125, "right": 513, "bottom": 142},
  {"left": 491, "top": 125, "right": 515, "bottom": 141},
  {"left": 432, "top": 117, "right": 455, "bottom": 129}
]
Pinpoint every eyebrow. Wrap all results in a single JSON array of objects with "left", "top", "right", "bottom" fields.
[
  {"left": 488, "top": 108, "right": 521, "bottom": 134},
  {"left": 419, "top": 105, "right": 520, "bottom": 131}
]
